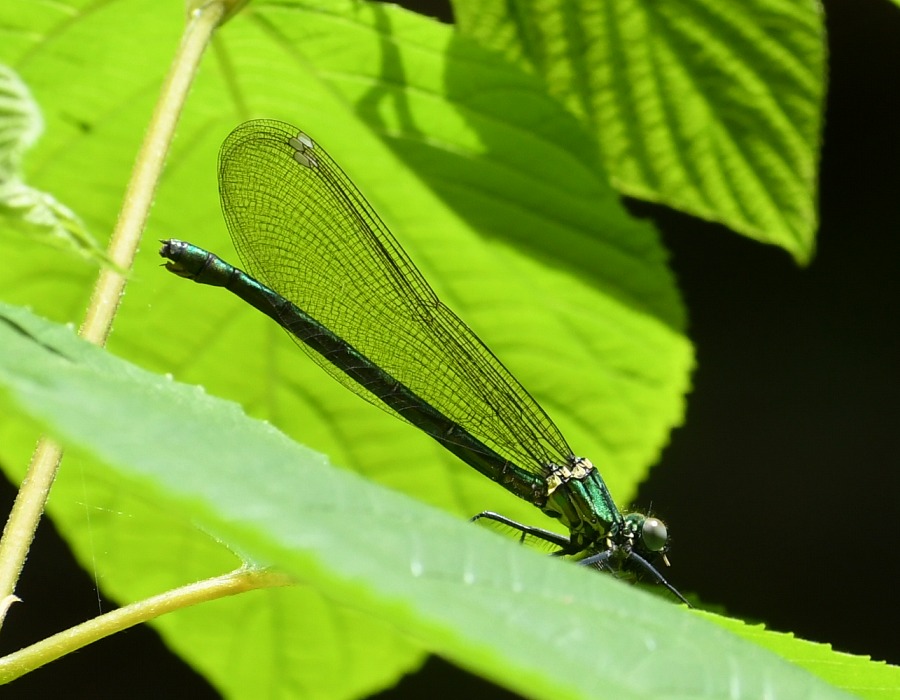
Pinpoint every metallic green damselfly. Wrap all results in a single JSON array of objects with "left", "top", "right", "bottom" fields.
[{"left": 160, "top": 119, "right": 687, "bottom": 604}]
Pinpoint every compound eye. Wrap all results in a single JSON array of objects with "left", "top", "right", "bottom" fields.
[{"left": 641, "top": 518, "right": 668, "bottom": 552}]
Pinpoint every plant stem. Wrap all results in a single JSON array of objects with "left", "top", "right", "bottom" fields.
[
  {"left": 0, "top": 1, "right": 228, "bottom": 630},
  {"left": 0, "top": 568, "right": 293, "bottom": 683}
]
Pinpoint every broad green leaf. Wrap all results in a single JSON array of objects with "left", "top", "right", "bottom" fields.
[
  {"left": 708, "top": 614, "right": 900, "bottom": 700},
  {"left": 0, "top": 0, "right": 688, "bottom": 506},
  {"left": 0, "top": 302, "right": 879, "bottom": 700},
  {"left": 455, "top": 0, "right": 825, "bottom": 263},
  {"left": 0, "top": 0, "right": 691, "bottom": 694}
]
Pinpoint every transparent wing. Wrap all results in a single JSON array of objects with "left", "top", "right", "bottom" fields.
[{"left": 218, "top": 119, "right": 573, "bottom": 474}]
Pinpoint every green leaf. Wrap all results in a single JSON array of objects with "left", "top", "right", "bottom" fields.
[
  {"left": 0, "top": 64, "right": 108, "bottom": 265},
  {"left": 0, "top": 302, "right": 881, "bottom": 700},
  {"left": 706, "top": 614, "right": 900, "bottom": 700},
  {"left": 0, "top": 0, "right": 688, "bottom": 500},
  {"left": 455, "top": 0, "right": 825, "bottom": 263},
  {"left": 0, "top": 4, "right": 690, "bottom": 536},
  {"left": 0, "top": 0, "right": 691, "bottom": 694}
]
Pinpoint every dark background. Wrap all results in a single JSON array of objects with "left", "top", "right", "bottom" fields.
[{"left": 1, "top": 0, "right": 897, "bottom": 697}]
